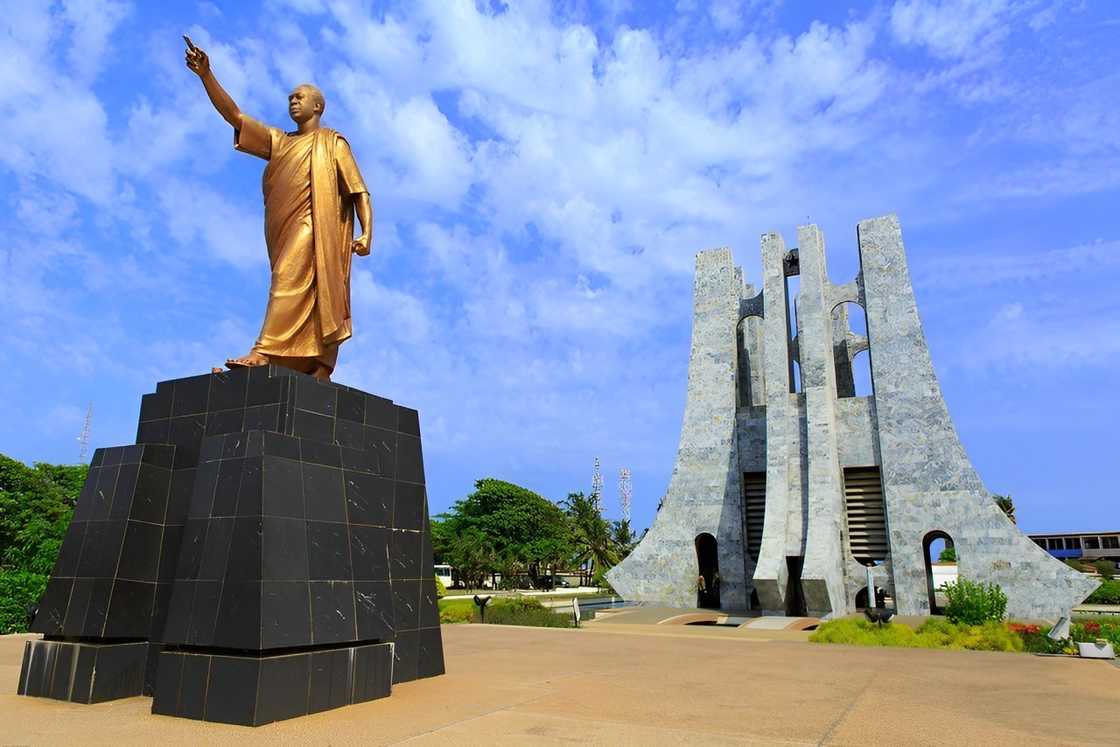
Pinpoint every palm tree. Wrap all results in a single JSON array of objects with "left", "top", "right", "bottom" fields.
[
  {"left": 563, "top": 492, "right": 619, "bottom": 585},
  {"left": 612, "top": 518, "right": 637, "bottom": 559},
  {"left": 993, "top": 494, "right": 1016, "bottom": 524}
]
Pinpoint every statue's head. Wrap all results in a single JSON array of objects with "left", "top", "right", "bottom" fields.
[{"left": 288, "top": 84, "right": 325, "bottom": 124}]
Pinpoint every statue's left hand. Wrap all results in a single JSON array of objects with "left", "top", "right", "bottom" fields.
[{"left": 352, "top": 235, "right": 371, "bottom": 256}]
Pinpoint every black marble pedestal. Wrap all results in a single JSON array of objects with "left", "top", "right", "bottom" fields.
[{"left": 18, "top": 366, "right": 444, "bottom": 725}]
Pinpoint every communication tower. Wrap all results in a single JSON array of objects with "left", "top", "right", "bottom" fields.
[
  {"left": 619, "top": 468, "right": 632, "bottom": 523},
  {"left": 591, "top": 457, "right": 603, "bottom": 510},
  {"left": 77, "top": 402, "right": 93, "bottom": 464}
]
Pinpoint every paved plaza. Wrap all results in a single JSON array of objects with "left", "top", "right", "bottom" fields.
[{"left": 3, "top": 622, "right": 1117, "bottom": 745}]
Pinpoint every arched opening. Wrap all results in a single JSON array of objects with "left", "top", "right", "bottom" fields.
[
  {"left": 922, "top": 531, "right": 956, "bottom": 614},
  {"left": 850, "top": 349, "right": 872, "bottom": 397},
  {"left": 786, "top": 273, "right": 802, "bottom": 394},
  {"left": 737, "top": 318, "right": 765, "bottom": 408},
  {"left": 854, "top": 585, "right": 884, "bottom": 611},
  {"left": 831, "top": 302, "right": 872, "bottom": 398},
  {"left": 694, "top": 533, "right": 720, "bottom": 609}
]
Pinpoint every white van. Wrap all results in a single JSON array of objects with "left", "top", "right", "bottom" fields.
[{"left": 434, "top": 564, "right": 454, "bottom": 586}]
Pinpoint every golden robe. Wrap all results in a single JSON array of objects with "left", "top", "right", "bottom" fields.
[{"left": 235, "top": 116, "right": 368, "bottom": 373}]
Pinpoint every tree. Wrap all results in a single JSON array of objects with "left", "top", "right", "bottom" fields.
[
  {"left": 429, "top": 515, "right": 451, "bottom": 566},
  {"left": 439, "top": 478, "right": 572, "bottom": 589},
  {"left": 612, "top": 518, "right": 637, "bottom": 560},
  {"left": 0, "top": 454, "right": 85, "bottom": 633},
  {"left": 442, "top": 526, "right": 497, "bottom": 589},
  {"left": 1094, "top": 559, "right": 1116, "bottom": 580},
  {"left": 993, "top": 494, "right": 1015, "bottom": 524},
  {"left": 563, "top": 492, "right": 618, "bottom": 584},
  {"left": 938, "top": 546, "right": 957, "bottom": 563}
]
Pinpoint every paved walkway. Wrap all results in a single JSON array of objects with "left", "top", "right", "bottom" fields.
[{"left": 2, "top": 626, "right": 1117, "bottom": 745}]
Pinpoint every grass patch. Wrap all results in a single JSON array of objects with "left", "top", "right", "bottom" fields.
[
  {"left": 810, "top": 618, "right": 1024, "bottom": 652},
  {"left": 437, "top": 595, "right": 576, "bottom": 627},
  {"left": 1084, "top": 580, "right": 1120, "bottom": 604}
]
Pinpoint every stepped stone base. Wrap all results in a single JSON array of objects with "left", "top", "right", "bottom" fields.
[
  {"left": 17, "top": 366, "right": 445, "bottom": 725},
  {"left": 18, "top": 639, "right": 148, "bottom": 704},
  {"left": 152, "top": 642, "right": 393, "bottom": 726}
]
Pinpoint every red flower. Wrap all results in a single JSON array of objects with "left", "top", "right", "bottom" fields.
[{"left": 1008, "top": 623, "right": 1040, "bottom": 635}]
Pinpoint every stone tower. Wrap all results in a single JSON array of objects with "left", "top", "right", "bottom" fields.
[{"left": 608, "top": 215, "right": 1096, "bottom": 620}]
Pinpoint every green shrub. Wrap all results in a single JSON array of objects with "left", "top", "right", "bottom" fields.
[
  {"left": 434, "top": 575, "right": 446, "bottom": 599},
  {"left": 484, "top": 596, "right": 572, "bottom": 628},
  {"left": 1007, "top": 622, "right": 1066, "bottom": 653},
  {"left": 941, "top": 579, "right": 1007, "bottom": 625},
  {"left": 913, "top": 617, "right": 960, "bottom": 648},
  {"left": 812, "top": 617, "right": 1028, "bottom": 653},
  {"left": 938, "top": 546, "right": 956, "bottom": 562},
  {"left": 1085, "top": 579, "right": 1120, "bottom": 605},
  {"left": 952, "top": 621, "right": 1024, "bottom": 652},
  {"left": 0, "top": 570, "right": 47, "bottom": 634},
  {"left": 1092, "top": 559, "right": 1116, "bottom": 580},
  {"left": 439, "top": 605, "right": 473, "bottom": 624},
  {"left": 1071, "top": 619, "right": 1120, "bottom": 648},
  {"left": 809, "top": 619, "right": 917, "bottom": 647}
]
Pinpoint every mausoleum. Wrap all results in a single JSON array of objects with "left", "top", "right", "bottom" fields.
[{"left": 608, "top": 214, "right": 1096, "bottom": 620}]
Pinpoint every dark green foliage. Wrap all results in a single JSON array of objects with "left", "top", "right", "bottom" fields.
[
  {"left": 612, "top": 518, "right": 637, "bottom": 560},
  {"left": 1016, "top": 630, "right": 1073, "bottom": 654},
  {"left": 438, "top": 479, "right": 573, "bottom": 588},
  {"left": 1092, "top": 559, "right": 1115, "bottom": 580},
  {"left": 437, "top": 478, "right": 645, "bottom": 591},
  {"left": 938, "top": 546, "right": 957, "bottom": 562},
  {"left": 992, "top": 494, "right": 1015, "bottom": 524},
  {"left": 1070, "top": 618, "right": 1120, "bottom": 648},
  {"left": 0, "top": 570, "right": 48, "bottom": 634},
  {"left": 940, "top": 579, "right": 1007, "bottom": 625},
  {"left": 1085, "top": 579, "right": 1120, "bottom": 604},
  {"left": 563, "top": 491, "right": 617, "bottom": 582},
  {"left": 0, "top": 454, "right": 85, "bottom": 633},
  {"left": 482, "top": 596, "right": 571, "bottom": 628}
]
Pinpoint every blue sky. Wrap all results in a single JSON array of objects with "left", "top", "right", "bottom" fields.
[{"left": 1, "top": 0, "right": 1117, "bottom": 533}]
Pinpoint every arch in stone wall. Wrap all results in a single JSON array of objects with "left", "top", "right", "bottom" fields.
[
  {"left": 695, "top": 533, "right": 721, "bottom": 609},
  {"left": 922, "top": 530, "right": 955, "bottom": 614}
]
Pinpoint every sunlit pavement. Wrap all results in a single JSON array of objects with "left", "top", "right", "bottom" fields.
[{"left": 2, "top": 625, "right": 1117, "bottom": 745}]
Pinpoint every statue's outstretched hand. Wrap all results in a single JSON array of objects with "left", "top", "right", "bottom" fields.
[
  {"left": 352, "top": 235, "right": 371, "bottom": 256},
  {"left": 184, "top": 36, "right": 210, "bottom": 77}
]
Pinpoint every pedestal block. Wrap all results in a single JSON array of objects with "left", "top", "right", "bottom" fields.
[
  {"left": 152, "top": 642, "right": 393, "bottom": 726},
  {"left": 19, "top": 366, "right": 444, "bottom": 725},
  {"left": 17, "top": 639, "right": 147, "bottom": 703}
]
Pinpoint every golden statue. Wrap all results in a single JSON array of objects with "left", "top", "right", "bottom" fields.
[{"left": 185, "top": 37, "right": 372, "bottom": 382}]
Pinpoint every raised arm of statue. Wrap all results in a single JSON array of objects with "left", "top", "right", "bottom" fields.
[{"left": 184, "top": 36, "right": 244, "bottom": 130}]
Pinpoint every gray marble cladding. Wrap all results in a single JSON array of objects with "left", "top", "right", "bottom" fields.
[{"left": 608, "top": 214, "right": 1098, "bottom": 620}]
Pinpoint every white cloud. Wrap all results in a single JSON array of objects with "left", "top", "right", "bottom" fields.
[
  {"left": 963, "top": 301, "right": 1120, "bottom": 370},
  {"left": 59, "top": 0, "right": 131, "bottom": 83},
  {"left": 3, "top": 0, "right": 1119, "bottom": 525},
  {"left": 917, "top": 239, "right": 1120, "bottom": 289},
  {"left": 890, "top": 0, "right": 1014, "bottom": 61},
  {"left": 158, "top": 179, "right": 265, "bottom": 269}
]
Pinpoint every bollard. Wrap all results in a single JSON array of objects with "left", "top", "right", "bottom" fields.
[{"left": 474, "top": 595, "right": 492, "bottom": 624}]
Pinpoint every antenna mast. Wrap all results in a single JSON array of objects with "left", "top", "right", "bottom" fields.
[
  {"left": 619, "top": 467, "right": 632, "bottom": 523},
  {"left": 591, "top": 457, "right": 603, "bottom": 511},
  {"left": 77, "top": 402, "right": 93, "bottom": 464}
]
